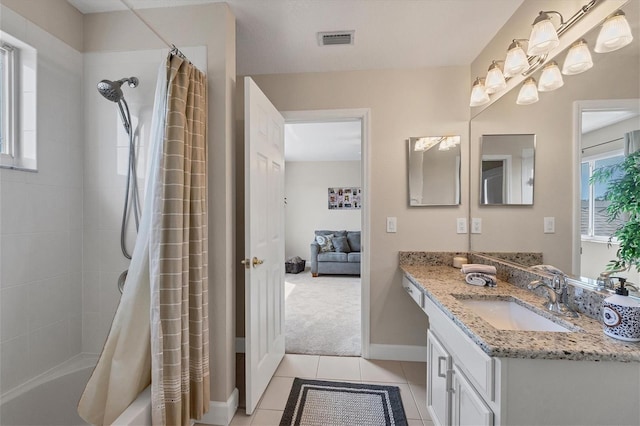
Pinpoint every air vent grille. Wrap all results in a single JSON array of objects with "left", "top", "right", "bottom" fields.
[{"left": 318, "top": 31, "right": 355, "bottom": 46}]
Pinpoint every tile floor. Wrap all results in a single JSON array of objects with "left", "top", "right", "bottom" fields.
[{"left": 229, "top": 354, "right": 433, "bottom": 426}]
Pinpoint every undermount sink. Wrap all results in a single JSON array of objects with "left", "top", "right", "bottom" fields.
[{"left": 458, "top": 299, "right": 574, "bottom": 332}]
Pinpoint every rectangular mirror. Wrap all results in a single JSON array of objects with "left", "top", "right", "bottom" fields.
[
  {"left": 480, "top": 134, "right": 535, "bottom": 205},
  {"left": 407, "top": 136, "right": 461, "bottom": 206}
]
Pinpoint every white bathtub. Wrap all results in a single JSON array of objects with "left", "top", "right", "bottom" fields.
[{"left": 0, "top": 354, "right": 152, "bottom": 426}]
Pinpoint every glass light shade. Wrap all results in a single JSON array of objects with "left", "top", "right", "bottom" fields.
[
  {"left": 528, "top": 12, "right": 560, "bottom": 56},
  {"left": 517, "top": 78, "right": 539, "bottom": 105},
  {"left": 562, "top": 39, "right": 593, "bottom": 75},
  {"left": 485, "top": 62, "right": 506, "bottom": 94},
  {"left": 504, "top": 41, "right": 529, "bottom": 77},
  {"left": 538, "top": 61, "right": 564, "bottom": 92},
  {"left": 595, "top": 10, "right": 633, "bottom": 53},
  {"left": 470, "top": 78, "right": 490, "bottom": 107}
]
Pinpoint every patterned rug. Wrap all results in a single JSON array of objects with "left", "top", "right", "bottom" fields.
[{"left": 280, "top": 378, "right": 407, "bottom": 426}]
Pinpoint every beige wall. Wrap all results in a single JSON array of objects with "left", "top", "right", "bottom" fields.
[
  {"left": 469, "top": 1, "right": 640, "bottom": 273},
  {"left": 237, "top": 67, "right": 470, "bottom": 348},
  {"left": 82, "top": 3, "right": 237, "bottom": 403},
  {"left": 0, "top": 0, "right": 83, "bottom": 51},
  {"left": 285, "top": 161, "right": 361, "bottom": 260}
]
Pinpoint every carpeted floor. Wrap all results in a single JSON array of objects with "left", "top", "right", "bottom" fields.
[{"left": 285, "top": 270, "right": 361, "bottom": 356}]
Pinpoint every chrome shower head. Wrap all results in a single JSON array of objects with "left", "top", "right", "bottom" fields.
[{"left": 96, "top": 77, "right": 139, "bottom": 103}]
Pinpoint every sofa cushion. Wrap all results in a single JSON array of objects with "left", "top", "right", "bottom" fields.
[
  {"left": 347, "top": 252, "right": 361, "bottom": 263},
  {"left": 315, "top": 230, "right": 347, "bottom": 238},
  {"left": 347, "top": 232, "right": 361, "bottom": 252},
  {"left": 318, "top": 252, "right": 348, "bottom": 262},
  {"left": 315, "top": 234, "right": 334, "bottom": 252},
  {"left": 331, "top": 236, "right": 351, "bottom": 253}
]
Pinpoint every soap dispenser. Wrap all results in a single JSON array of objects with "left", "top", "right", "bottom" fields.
[{"left": 602, "top": 278, "right": 640, "bottom": 342}]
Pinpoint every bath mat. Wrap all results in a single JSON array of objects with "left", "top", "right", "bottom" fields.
[{"left": 280, "top": 378, "right": 407, "bottom": 426}]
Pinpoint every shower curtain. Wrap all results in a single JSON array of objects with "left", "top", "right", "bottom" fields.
[
  {"left": 78, "top": 53, "right": 209, "bottom": 426},
  {"left": 624, "top": 129, "right": 640, "bottom": 156}
]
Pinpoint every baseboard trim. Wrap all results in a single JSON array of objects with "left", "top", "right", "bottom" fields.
[
  {"left": 367, "top": 344, "right": 427, "bottom": 362},
  {"left": 198, "top": 388, "right": 239, "bottom": 425}
]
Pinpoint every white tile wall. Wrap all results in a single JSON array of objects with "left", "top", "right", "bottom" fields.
[{"left": 0, "top": 6, "right": 83, "bottom": 395}]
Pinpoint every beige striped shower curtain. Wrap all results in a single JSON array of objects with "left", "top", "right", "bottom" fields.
[{"left": 150, "top": 54, "right": 210, "bottom": 425}]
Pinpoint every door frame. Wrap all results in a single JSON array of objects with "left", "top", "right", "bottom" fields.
[{"left": 282, "top": 108, "right": 371, "bottom": 358}]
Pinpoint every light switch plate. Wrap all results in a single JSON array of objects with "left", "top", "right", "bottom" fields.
[
  {"left": 471, "top": 218, "right": 482, "bottom": 234},
  {"left": 456, "top": 218, "right": 467, "bottom": 234},
  {"left": 544, "top": 217, "right": 555, "bottom": 233},
  {"left": 386, "top": 217, "right": 397, "bottom": 233}
]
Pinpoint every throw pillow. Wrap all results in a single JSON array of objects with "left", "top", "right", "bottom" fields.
[
  {"left": 347, "top": 232, "right": 361, "bottom": 252},
  {"left": 332, "top": 236, "right": 351, "bottom": 253},
  {"left": 315, "top": 234, "right": 334, "bottom": 252}
]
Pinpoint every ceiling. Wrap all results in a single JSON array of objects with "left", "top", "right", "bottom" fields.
[{"left": 66, "top": 0, "right": 525, "bottom": 162}]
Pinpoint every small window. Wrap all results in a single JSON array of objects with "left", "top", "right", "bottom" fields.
[
  {"left": 581, "top": 152, "right": 626, "bottom": 240},
  {"left": 0, "top": 32, "right": 37, "bottom": 171}
]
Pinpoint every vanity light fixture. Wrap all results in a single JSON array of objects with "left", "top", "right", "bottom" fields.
[
  {"left": 516, "top": 77, "right": 539, "bottom": 105},
  {"left": 537, "top": 61, "right": 564, "bottom": 92},
  {"left": 527, "top": 11, "right": 562, "bottom": 56},
  {"left": 595, "top": 10, "right": 634, "bottom": 53},
  {"left": 485, "top": 61, "right": 507, "bottom": 94},
  {"left": 469, "top": 77, "right": 490, "bottom": 107},
  {"left": 503, "top": 40, "right": 529, "bottom": 78},
  {"left": 562, "top": 39, "right": 593, "bottom": 75},
  {"left": 438, "top": 136, "right": 461, "bottom": 151}
]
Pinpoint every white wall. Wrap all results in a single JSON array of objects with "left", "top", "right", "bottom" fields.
[
  {"left": 285, "top": 161, "right": 361, "bottom": 260},
  {"left": 0, "top": 5, "right": 83, "bottom": 394}
]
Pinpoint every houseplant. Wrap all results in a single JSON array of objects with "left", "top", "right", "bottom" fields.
[{"left": 590, "top": 150, "right": 640, "bottom": 272}]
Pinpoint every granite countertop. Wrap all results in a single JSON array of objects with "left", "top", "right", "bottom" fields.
[{"left": 400, "top": 264, "right": 640, "bottom": 362}]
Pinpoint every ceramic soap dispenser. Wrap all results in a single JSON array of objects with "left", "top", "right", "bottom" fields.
[{"left": 602, "top": 278, "right": 640, "bottom": 342}]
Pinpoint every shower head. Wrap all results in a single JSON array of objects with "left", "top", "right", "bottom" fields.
[{"left": 96, "top": 77, "right": 139, "bottom": 102}]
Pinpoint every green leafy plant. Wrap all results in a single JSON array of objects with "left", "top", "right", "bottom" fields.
[{"left": 590, "top": 150, "right": 640, "bottom": 272}]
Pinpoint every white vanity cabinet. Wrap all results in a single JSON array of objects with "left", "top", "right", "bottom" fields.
[{"left": 451, "top": 364, "right": 493, "bottom": 426}]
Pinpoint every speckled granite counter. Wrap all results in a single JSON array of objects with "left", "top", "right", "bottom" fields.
[{"left": 400, "top": 261, "right": 640, "bottom": 363}]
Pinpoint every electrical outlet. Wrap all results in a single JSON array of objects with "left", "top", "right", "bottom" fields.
[
  {"left": 386, "top": 217, "right": 397, "bottom": 233},
  {"left": 544, "top": 217, "right": 555, "bottom": 233},
  {"left": 471, "top": 218, "right": 482, "bottom": 234},
  {"left": 456, "top": 218, "right": 467, "bottom": 234}
]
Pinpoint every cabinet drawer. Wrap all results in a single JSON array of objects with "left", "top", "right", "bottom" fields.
[
  {"left": 423, "top": 294, "right": 494, "bottom": 402},
  {"left": 402, "top": 275, "right": 424, "bottom": 308}
]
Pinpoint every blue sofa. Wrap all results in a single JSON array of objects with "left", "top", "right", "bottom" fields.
[{"left": 310, "top": 230, "right": 361, "bottom": 277}]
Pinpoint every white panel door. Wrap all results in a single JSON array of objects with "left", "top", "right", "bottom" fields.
[
  {"left": 427, "top": 331, "right": 451, "bottom": 426},
  {"left": 244, "top": 77, "right": 285, "bottom": 415},
  {"left": 452, "top": 365, "right": 494, "bottom": 426}
]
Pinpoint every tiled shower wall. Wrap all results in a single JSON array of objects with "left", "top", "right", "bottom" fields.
[{"left": 0, "top": 6, "right": 83, "bottom": 394}]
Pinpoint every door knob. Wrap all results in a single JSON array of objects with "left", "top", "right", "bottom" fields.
[
  {"left": 241, "top": 258, "right": 250, "bottom": 269},
  {"left": 252, "top": 257, "right": 264, "bottom": 267}
]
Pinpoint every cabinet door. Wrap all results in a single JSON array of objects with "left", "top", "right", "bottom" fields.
[
  {"left": 452, "top": 365, "right": 493, "bottom": 426},
  {"left": 427, "top": 331, "right": 451, "bottom": 426}
]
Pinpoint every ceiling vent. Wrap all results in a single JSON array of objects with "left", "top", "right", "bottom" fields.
[{"left": 317, "top": 31, "right": 355, "bottom": 46}]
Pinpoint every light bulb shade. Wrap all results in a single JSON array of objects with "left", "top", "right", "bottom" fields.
[
  {"left": 470, "top": 78, "right": 490, "bottom": 107},
  {"left": 528, "top": 12, "right": 560, "bottom": 56},
  {"left": 517, "top": 78, "right": 539, "bottom": 105},
  {"left": 504, "top": 41, "right": 529, "bottom": 77},
  {"left": 538, "top": 61, "right": 564, "bottom": 92},
  {"left": 562, "top": 39, "right": 593, "bottom": 75},
  {"left": 595, "top": 10, "right": 633, "bottom": 53},
  {"left": 485, "top": 62, "right": 506, "bottom": 94}
]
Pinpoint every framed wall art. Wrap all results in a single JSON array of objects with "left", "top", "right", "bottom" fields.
[{"left": 328, "top": 187, "right": 361, "bottom": 210}]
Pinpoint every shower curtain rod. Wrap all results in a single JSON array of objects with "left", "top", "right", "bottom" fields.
[
  {"left": 581, "top": 137, "right": 624, "bottom": 152},
  {"left": 119, "top": 0, "right": 188, "bottom": 61}
]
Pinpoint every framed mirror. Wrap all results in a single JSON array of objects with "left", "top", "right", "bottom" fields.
[
  {"left": 407, "top": 136, "right": 461, "bottom": 206},
  {"left": 480, "top": 134, "right": 535, "bottom": 205}
]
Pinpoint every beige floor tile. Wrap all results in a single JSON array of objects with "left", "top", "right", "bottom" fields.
[
  {"left": 316, "top": 356, "right": 361, "bottom": 381},
  {"left": 250, "top": 409, "right": 283, "bottom": 426},
  {"left": 401, "top": 361, "right": 427, "bottom": 385},
  {"left": 408, "top": 420, "right": 424, "bottom": 426},
  {"left": 229, "top": 410, "right": 254, "bottom": 425},
  {"left": 258, "top": 376, "right": 295, "bottom": 410},
  {"left": 409, "top": 382, "right": 428, "bottom": 421},
  {"left": 275, "top": 354, "right": 320, "bottom": 378},
  {"left": 360, "top": 359, "right": 407, "bottom": 383}
]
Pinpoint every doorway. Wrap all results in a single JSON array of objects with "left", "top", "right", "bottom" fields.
[{"left": 283, "top": 109, "right": 371, "bottom": 358}]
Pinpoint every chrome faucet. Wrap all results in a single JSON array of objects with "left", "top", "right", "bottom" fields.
[
  {"left": 528, "top": 273, "right": 579, "bottom": 318},
  {"left": 595, "top": 266, "right": 628, "bottom": 291}
]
